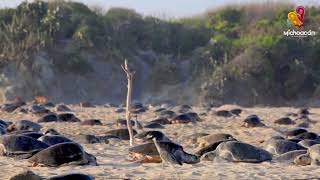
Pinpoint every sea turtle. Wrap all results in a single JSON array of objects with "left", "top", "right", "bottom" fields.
[
  {"left": 115, "top": 119, "right": 135, "bottom": 127},
  {"left": 214, "top": 110, "right": 233, "bottom": 117},
  {"left": 297, "top": 121, "right": 309, "bottom": 128},
  {"left": 293, "top": 132, "right": 320, "bottom": 141},
  {"left": 77, "top": 134, "right": 111, "bottom": 144},
  {"left": 264, "top": 139, "right": 306, "bottom": 155},
  {"left": 9, "top": 170, "right": 42, "bottom": 180},
  {"left": 298, "top": 140, "right": 320, "bottom": 148},
  {"left": 230, "top": 108, "right": 242, "bottom": 116},
  {"left": 38, "top": 135, "right": 73, "bottom": 146},
  {"left": 55, "top": 104, "right": 72, "bottom": 112},
  {"left": 157, "top": 110, "right": 176, "bottom": 119},
  {"left": 47, "top": 173, "right": 93, "bottom": 180},
  {"left": 58, "top": 113, "right": 80, "bottom": 122},
  {"left": 200, "top": 141, "right": 272, "bottom": 163},
  {"left": 241, "top": 115, "right": 265, "bottom": 128},
  {"left": 185, "top": 133, "right": 209, "bottom": 144},
  {"left": 43, "top": 102, "right": 55, "bottom": 107},
  {"left": 44, "top": 128, "right": 60, "bottom": 135},
  {"left": 173, "top": 105, "right": 192, "bottom": 113},
  {"left": 273, "top": 150, "right": 308, "bottom": 163},
  {"left": 185, "top": 112, "right": 201, "bottom": 121},
  {"left": 80, "top": 119, "right": 103, "bottom": 126},
  {"left": 28, "top": 142, "right": 97, "bottom": 167},
  {"left": 37, "top": 113, "right": 59, "bottom": 123},
  {"left": 0, "top": 135, "right": 49, "bottom": 159},
  {"left": 11, "top": 131, "right": 44, "bottom": 139},
  {"left": 7, "top": 120, "right": 42, "bottom": 132},
  {"left": 149, "top": 118, "right": 170, "bottom": 125},
  {"left": 294, "top": 144, "right": 320, "bottom": 166},
  {"left": 1, "top": 98, "right": 25, "bottom": 113},
  {"left": 197, "top": 133, "right": 235, "bottom": 148},
  {"left": 169, "top": 114, "right": 195, "bottom": 124},
  {"left": 132, "top": 131, "right": 200, "bottom": 164},
  {"left": 128, "top": 142, "right": 162, "bottom": 163},
  {"left": 29, "top": 105, "right": 50, "bottom": 115},
  {"left": 143, "top": 122, "right": 164, "bottom": 129},
  {"left": 274, "top": 117, "right": 295, "bottom": 125},
  {"left": 105, "top": 129, "right": 137, "bottom": 140},
  {"left": 281, "top": 128, "right": 308, "bottom": 137},
  {"left": 195, "top": 139, "right": 236, "bottom": 157}
]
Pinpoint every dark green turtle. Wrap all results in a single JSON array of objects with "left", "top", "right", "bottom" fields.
[
  {"left": 281, "top": 128, "right": 308, "bottom": 137},
  {"left": 77, "top": 134, "right": 111, "bottom": 144},
  {"left": 44, "top": 128, "right": 60, "bottom": 135},
  {"left": 214, "top": 110, "right": 233, "bottom": 117},
  {"left": 197, "top": 133, "right": 235, "bottom": 147},
  {"left": 294, "top": 144, "right": 320, "bottom": 166},
  {"left": 28, "top": 142, "right": 97, "bottom": 167},
  {"left": 38, "top": 135, "right": 73, "bottom": 146},
  {"left": 0, "top": 135, "right": 49, "bottom": 159},
  {"left": 9, "top": 170, "right": 42, "bottom": 180},
  {"left": 144, "top": 122, "right": 164, "bottom": 129},
  {"left": 149, "top": 118, "right": 170, "bottom": 125},
  {"left": 273, "top": 150, "right": 308, "bottom": 163},
  {"left": 58, "top": 113, "right": 80, "bottom": 122},
  {"left": 201, "top": 141, "right": 272, "bottom": 163},
  {"left": 128, "top": 143, "right": 162, "bottom": 163},
  {"left": 230, "top": 108, "right": 242, "bottom": 116},
  {"left": 241, "top": 115, "right": 265, "bottom": 128},
  {"left": 264, "top": 139, "right": 306, "bottom": 155},
  {"left": 293, "top": 132, "right": 320, "bottom": 141},
  {"left": 298, "top": 140, "right": 320, "bottom": 148},
  {"left": 47, "top": 173, "right": 93, "bottom": 180},
  {"left": 29, "top": 105, "right": 50, "bottom": 115},
  {"left": 38, "top": 113, "right": 58, "bottom": 123},
  {"left": 55, "top": 104, "right": 72, "bottom": 112},
  {"left": 274, "top": 117, "right": 295, "bottom": 125},
  {"left": 169, "top": 114, "right": 195, "bottom": 124},
  {"left": 7, "top": 120, "right": 42, "bottom": 132},
  {"left": 80, "top": 119, "right": 103, "bottom": 126},
  {"left": 196, "top": 139, "right": 236, "bottom": 157},
  {"left": 157, "top": 110, "right": 176, "bottom": 119},
  {"left": 105, "top": 128, "right": 137, "bottom": 140}
]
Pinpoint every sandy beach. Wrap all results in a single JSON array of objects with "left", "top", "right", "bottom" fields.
[{"left": 1, "top": 105, "right": 320, "bottom": 180}]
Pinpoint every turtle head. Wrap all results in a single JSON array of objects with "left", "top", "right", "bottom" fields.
[
  {"left": 85, "top": 152, "right": 98, "bottom": 166},
  {"left": 44, "top": 128, "right": 60, "bottom": 135},
  {"left": 294, "top": 153, "right": 311, "bottom": 166},
  {"left": 200, "top": 151, "right": 218, "bottom": 162}
]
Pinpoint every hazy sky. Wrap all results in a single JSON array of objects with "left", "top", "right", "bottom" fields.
[{"left": 0, "top": 0, "right": 319, "bottom": 18}]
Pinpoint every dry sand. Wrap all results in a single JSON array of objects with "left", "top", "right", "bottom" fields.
[{"left": 1, "top": 105, "right": 320, "bottom": 180}]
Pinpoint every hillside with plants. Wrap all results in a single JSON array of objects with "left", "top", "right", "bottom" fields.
[{"left": 0, "top": 1, "right": 319, "bottom": 106}]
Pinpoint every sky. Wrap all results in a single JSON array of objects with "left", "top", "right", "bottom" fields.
[{"left": 0, "top": 0, "right": 319, "bottom": 18}]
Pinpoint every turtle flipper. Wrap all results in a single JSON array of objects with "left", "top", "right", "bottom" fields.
[{"left": 14, "top": 153, "right": 34, "bottom": 160}]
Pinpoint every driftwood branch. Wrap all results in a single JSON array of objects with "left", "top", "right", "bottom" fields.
[{"left": 121, "top": 59, "right": 135, "bottom": 146}]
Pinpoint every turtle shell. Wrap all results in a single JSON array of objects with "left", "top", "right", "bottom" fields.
[
  {"left": 105, "top": 129, "right": 137, "bottom": 140},
  {"left": 38, "top": 135, "right": 73, "bottom": 146},
  {"left": 0, "top": 135, "right": 48, "bottom": 157},
  {"left": 28, "top": 142, "right": 86, "bottom": 167}
]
